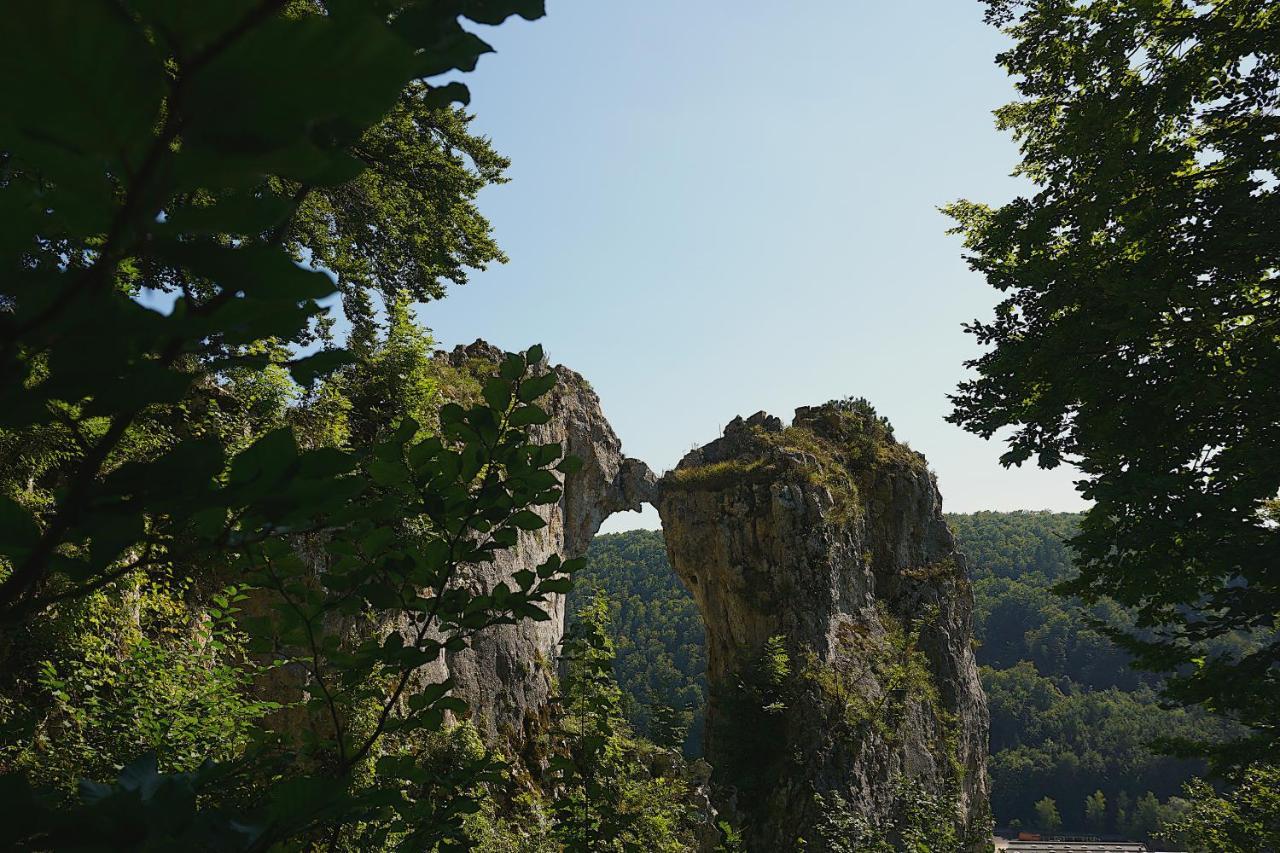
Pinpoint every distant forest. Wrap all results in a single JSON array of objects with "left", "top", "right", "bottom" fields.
[{"left": 572, "top": 512, "right": 1236, "bottom": 837}]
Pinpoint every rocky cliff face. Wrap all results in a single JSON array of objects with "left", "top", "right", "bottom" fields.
[
  {"left": 418, "top": 341, "right": 656, "bottom": 746},
  {"left": 656, "top": 403, "right": 990, "bottom": 849},
  {"left": 403, "top": 353, "right": 989, "bottom": 847}
]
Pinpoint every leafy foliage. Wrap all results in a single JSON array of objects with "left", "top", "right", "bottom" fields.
[
  {"left": 288, "top": 89, "right": 509, "bottom": 333},
  {"left": 957, "top": 512, "right": 1148, "bottom": 689},
  {"left": 947, "top": 0, "right": 1280, "bottom": 763},
  {"left": 5, "top": 342, "right": 578, "bottom": 849},
  {"left": 803, "top": 611, "right": 948, "bottom": 747},
  {"left": 957, "top": 513, "right": 1238, "bottom": 836},
  {"left": 808, "top": 779, "right": 963, "bottom": 853},
  {"left": 983, "top": 661, "right": 1225, "bottom": 837},
  {"left": 0, "top": 0, "right": 538, "bottom": 627},
  {"left": 0, "top": 1, "right": 611, "bottom": 848},
  {"left": 1, "top": 576, "right": 274, "bottom": 790},
  {"left": 1033, "top": 797, "right": 1061, "bottom": 834},
  {"left": 1159, "top": 763, "right": 1280, "bottom": 852}
]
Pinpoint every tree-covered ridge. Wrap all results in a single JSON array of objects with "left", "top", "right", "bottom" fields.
[
  {"left": 955, "top": 511, "right": 1146, "bottom": 690},
  {"left": 953, "top": 512, "right": 1241, "bottom": 838},
  {"left": 947, "top": 511, "right": 1078, "bottom": 582},
  {"left": 575, "top": 513, "right": 1243, "bottom": 841}
]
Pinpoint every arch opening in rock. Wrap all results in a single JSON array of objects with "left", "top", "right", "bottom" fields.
[{"left": 429, "top": 344, "right": 988, "bottom": 850}]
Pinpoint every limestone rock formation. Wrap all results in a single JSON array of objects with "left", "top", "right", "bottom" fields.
[
  {"left": 656, "top": 402, "right": 990, "bottom": 849},
  {"left": 420, "top": 341, "right": 656, "bottom": 746}
]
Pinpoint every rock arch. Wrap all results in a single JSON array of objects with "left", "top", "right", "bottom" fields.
[
  {"left": 443, "top": 345, "right": 988, "bottom": 849},
  {"left": 418, "top": 341, "right": 656, "bottom": 748}
]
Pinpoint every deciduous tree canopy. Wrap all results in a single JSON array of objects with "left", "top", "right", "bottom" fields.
[{"left": 947, "top": 0, "right": 1280, "bottom": 763}]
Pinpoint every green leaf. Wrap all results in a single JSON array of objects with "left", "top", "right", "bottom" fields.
[
  {"left": 0, "top": 1, "right": 164, "bottom": 177},
  {"left": 516, "top": 603, "right": 552, "bottom": 622},
  {"left": 499, "top": 353, "right": 525, "bottom": 382},
  {"left": 156, "top": 240, "right": 337, "bottom": 303},
  {"left": 536, "top": 554, "right": 562, "bottom": 578},
  {"left": 481, "top": 378, "right": 511, "bottom": 413},
  {"left": 461, "top": 1, "right": 547, "bottom": 26},
  {"left": 439, "top": 403, "right": 466, "bottom": 426},
  {"left": 537, "top": 577, "right": 572, "bottom": 595},
  {"left": 229, "top": 428, "right": 298, "bottom": 486},
  {"left": 368, "top": 457, "right": 408, "bottom": 487},
  {"left": 556, "top": 455, "right": 584, "bottom": 474},
  {"left": 287, "top": 348, "right": 351, "bottom": 388},
  {"left": 161, "top": 190, "right": 297, "bottom": 236},
  {"left": 508, "top": 510, "right": 546, "bottom": 531},
  {"left": 420, "top": 81, "right": 471, "bottom": 108},
  {"left": 87, "top": 512, "right": 145, "bottom": 573},
  {"left": 517, "top": 370, "right": 558, "bottom": 403},
  {"left": 391, "top": 15, "right": 493, "bottom": 77},
  {"left": 509, "top": 405, "right": 550, "bottom": 427},
  {"left": 184, "top": 14, "right": 415, "bottom": 183}
]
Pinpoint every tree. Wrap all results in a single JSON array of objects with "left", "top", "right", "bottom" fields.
[
  {"left": 1034, "top": 797, "right": 1062, "bottom": 834},
  {"left": 947, "top": 0, "right": 1280, "bottom": 764},
  {"left": 1161, "top": 764, "right": 1280, "bottom": 852},
  {"left": 551, "top": 595, "right": 701, "bottom": 853},
  {"left": 553, "top": 595, "right": 630, "bottom": 851},
  {"left": 1129, "top": 791, "right": 1165, "bottom": 840},
  {"left": 0, "top": 1, "right": 581, "bottom": 848},
  {"left": 288, "top": 90, "right": 510, "bottom": 333},
  {"left": 648, "top": 701, "right": 691, "bottom": 753},
  {"left": 1114, "top": 791, "right": 1132, "bottom": 837},
  {"left": 0, "top": 0, "right": 535, "bottom": 627},
  {"left": 1085, "top": 790, "right": 1107, "bottom": 833}
]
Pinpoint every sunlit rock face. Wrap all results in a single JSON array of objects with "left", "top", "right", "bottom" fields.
[
  {"left": 656, "top": 404, "right": 990, "bottom": 850},
  {"left": 409, "top": 356, "right": 988, "bottom": 849},
  {"left": 415, "top": 341, "right": 656, "bottom": 748}
]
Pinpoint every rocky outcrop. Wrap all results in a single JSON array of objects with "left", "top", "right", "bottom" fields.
[
  {"left": 399, "top": 352, "right": 988, "bottom": 847},
  {"left": 419, "top": 341, "right": 656, "bottom": 747},
  {"left": 656, "top": 402, "right": 990, "bottom": 849}
]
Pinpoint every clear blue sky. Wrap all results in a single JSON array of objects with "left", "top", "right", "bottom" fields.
[{"left": 419, "top": 1, "right": 1087, "bottom": 532}]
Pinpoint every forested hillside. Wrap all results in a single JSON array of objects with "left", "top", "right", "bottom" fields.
[
  {"left": 953, "top": 513, "right": 1236, "bottom": 836},
  {"left": 575, "top": 512, "right": 1235, "bottom": 838},
  {"left": 569, "top": 530, "right": 707, "bottom": 756}
]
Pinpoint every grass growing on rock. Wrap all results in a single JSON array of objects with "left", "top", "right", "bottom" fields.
[
  {"left": 662, "top": 399, "right": 929, "bottom": 522},
  {"left": 755, "top": 424, "right": 862, "bottom": 521},
  {"left": 665, "top": 458, "right": 770, "bottom": 491}
]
